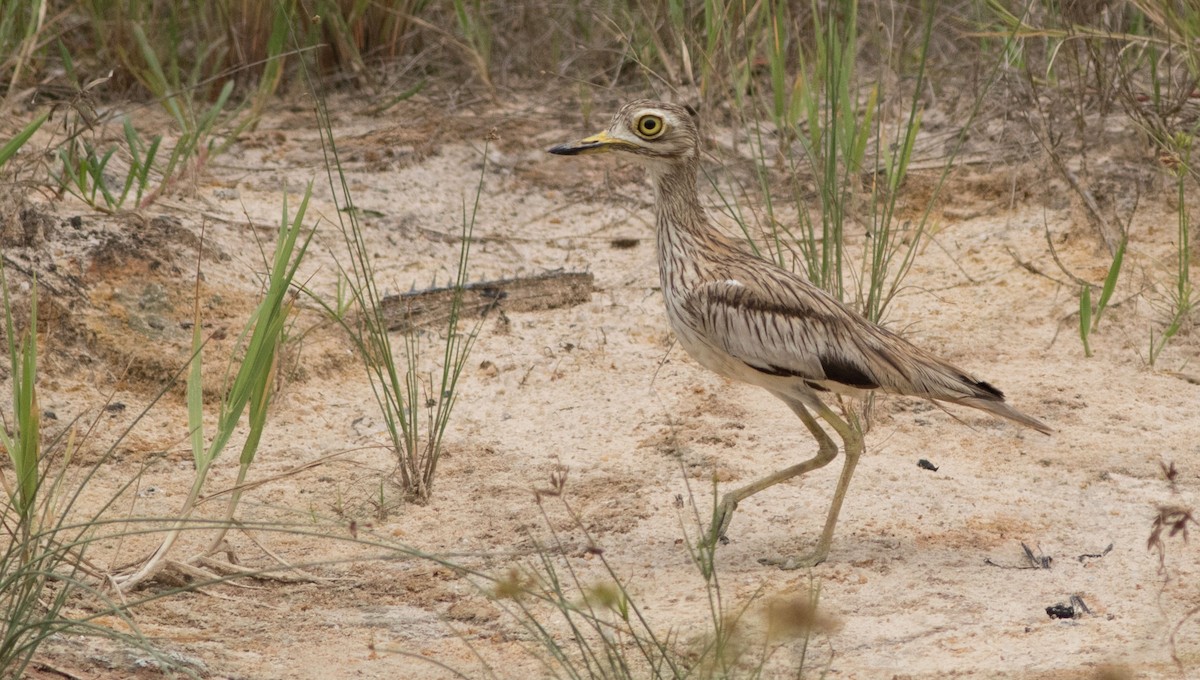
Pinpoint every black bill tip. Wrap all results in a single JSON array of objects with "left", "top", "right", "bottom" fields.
[{"left": 548, "top": 141, "right": 598, "bottom": 155}]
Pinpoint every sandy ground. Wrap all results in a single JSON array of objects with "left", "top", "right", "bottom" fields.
[{"left": 7, "top": 93, "right": 1200, "bottom": 679}]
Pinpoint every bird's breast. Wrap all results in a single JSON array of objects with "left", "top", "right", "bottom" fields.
[{"left": 660, "top": 280, "right": 751, "bottom": 382}]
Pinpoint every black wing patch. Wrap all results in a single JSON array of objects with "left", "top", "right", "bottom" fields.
[
  {"left": 819, "top": 355, "right": 879, "bottom": 389},
  {"left": 742, "top": 362, "right": 827, "bottom": 392},
  {"left": 744, "top": 355, "right": 879, "bottom": 391},
  {"left": 972, "top": 378, "right": 1004, "bottom": 399},
  {"left": 745, "top": 361, "right": 802, "bottom": 378}
]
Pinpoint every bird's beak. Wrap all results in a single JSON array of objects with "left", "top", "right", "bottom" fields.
[{"left": 548, "top": 130, "right": 632, "bottom": 155}]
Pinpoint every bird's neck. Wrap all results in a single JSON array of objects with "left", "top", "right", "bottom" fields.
[
  {"left": 650, "top": 158, "right": 704, "bottom": 236},
  {"left": 651, "top": 157, "right": 739, "bottom": 293},
  {"left": 651, "top": 157, "right": 737, "bottom": 258}
]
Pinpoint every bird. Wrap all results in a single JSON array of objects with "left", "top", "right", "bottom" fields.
[{"left": 548, "top": 99, "right": 1051, "bottom": 568}]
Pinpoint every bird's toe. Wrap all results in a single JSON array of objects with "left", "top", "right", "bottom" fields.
[{"left": 759, "top": 549, "right": 829, "bottom": 570}]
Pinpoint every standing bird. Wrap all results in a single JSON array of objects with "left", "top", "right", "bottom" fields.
[{"left": 549, "top": 100, "right": 1050, "bottom": 567}]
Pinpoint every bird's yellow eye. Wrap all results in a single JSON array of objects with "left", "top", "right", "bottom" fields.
[{"left": 635, "top": 114, "right": 665, "bottom": 139}]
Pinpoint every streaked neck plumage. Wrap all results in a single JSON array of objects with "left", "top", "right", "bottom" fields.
[{"left": 651, "top": 155, "right": 737, "bottom": 293}]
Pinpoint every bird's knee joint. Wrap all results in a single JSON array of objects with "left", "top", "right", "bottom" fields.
[{"left": 817, "top": 442, "right": 839, "bottom": 462}]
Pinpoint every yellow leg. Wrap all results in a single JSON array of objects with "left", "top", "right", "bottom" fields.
[
  {"left": 761, "top": 400, "right": 863, "bottom": 569},
  {"left": 711, "top": 396, "right": 839, "bottom": 542}
]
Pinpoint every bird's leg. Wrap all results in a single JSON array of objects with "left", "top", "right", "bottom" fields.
[
  {"left": 763, "top": 401, "right": 864, "bottom": 569},
  {"left": 710, "top": 399, "right": 839, "bottom": 544}
]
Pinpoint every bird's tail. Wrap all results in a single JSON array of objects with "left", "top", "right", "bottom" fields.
[{"left": 956, "top": 396, "right": 1053, "bottom": 435}]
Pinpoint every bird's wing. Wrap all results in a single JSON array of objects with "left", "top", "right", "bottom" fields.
[
  {"left": 681, "top": 273, "right": 965, "bottom": 397},
  {"left": 681, "top": 271, "right": 1053, "bottom": 434}
]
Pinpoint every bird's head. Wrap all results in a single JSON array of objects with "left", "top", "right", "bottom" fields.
[{"left": 548, "top": 100, "right": 699, "bottom": 170}]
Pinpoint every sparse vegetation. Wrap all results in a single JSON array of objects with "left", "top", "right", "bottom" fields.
[
  {"left": 440, "top": 469, "right": 834, "bottom": 679},
  {"left": 991, "top": 0, "right": 1199, "bottom": 365},
  {"left": 0, "top": 0, "right": 1198, "bottom": 677},
  {"left": 311, "top": 73, "right": 487, "bottom": 503},
  {"left": 1149, "top": 169, "right": 1195, "bottom": 366},
  {"left": 0, "top": 262, "right": 180, "bottom": 676},
  {"left": 111, "top": 183, "right": 313, "bottom": 592}
]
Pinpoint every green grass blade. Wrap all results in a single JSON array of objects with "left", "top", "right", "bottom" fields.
[
  {"left": 0, "top": 111, "right": 48, "bottom": 168},
  {"left": 1079, "top": 284, "right": 1093, "bottom": 357},
  {"left": 1092, "top": 234, "right": 1126, "bottom": 330},
  {"left": 0, "top": 261, "right": 40, "bottom": 521},
  {"left": 131, "top": 23, "right": 183, "bottom": 126},
  {"left": 187, "top": 286, "right": 206, "bottom": 472}
]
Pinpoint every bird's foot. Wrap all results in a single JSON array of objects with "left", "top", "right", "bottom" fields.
[
  {"left": 758, "top": 546, "right": 830, "bottom": 570},
  {"left": 699, "top": 524, "right": 729, "bottom": 551},
  {"left": 705, "top": 497, "right": 738, "bottom": 548}
]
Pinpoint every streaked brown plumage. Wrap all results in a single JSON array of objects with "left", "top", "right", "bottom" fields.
[{"left": 550, "top": 100, "right": 1050, "bottom": 567}]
